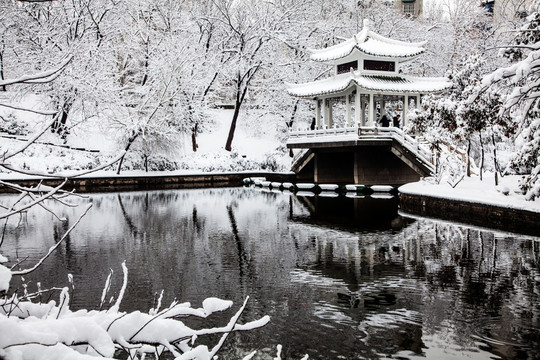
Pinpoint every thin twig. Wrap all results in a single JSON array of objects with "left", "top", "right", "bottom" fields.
[
  {"left": 11, "top": 203, "right": 92, "bottom": 276},
  {"left": 0, "top": 179, "right": 68, "bottom": 220}
]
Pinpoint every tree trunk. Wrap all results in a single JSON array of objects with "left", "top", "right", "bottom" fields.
[
  {"left": 225, "top": 66, "right": 260, "bottom": 152},
  {"left": 192, "top": 123, "right": 199, "bottom": 152},
  {"left": 491, "top": 130, "right": 499, "bottom": 186},
  {"left": 466, "top": 139, "right": 471, "bottom": 177},
  {"left": 144, "top": 153, "right": 148, "bottom": 172},
  {"left": 435, "top": 141, "right": 440, "bottom": 176},
  {"left": 225, "top": 76, "right": 249, "bottom": 152},
  {"left": 53, "top": 99, "right": 73, "bottom": 139},
  {"left": 225, "top": 99, "right": 241, "bottom": 151},
  {"left": 0, "top": 50, "right": 5, "bottom": 92},
  {"left": 288, "top": 100, "right": 299, "bottom": 158},
  {"left": 116, "top": 132, "right": 139, "bottom": 174},
  {"left": 479, "top": 132, "right": 484, "bottom": 181}
]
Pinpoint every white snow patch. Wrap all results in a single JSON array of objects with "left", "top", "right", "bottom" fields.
[
  {"left": 371, "top": 185, "right": 394, "bottom": 192},
  {"left": 202, "top": 298, "right": 233, "bottom": 315},
  {"left": 0, "top": 265, "right": 12, "bottom": 292},
  {"left": 318, "top": 184, "right": 339, "bottom": 191},
  {"left": 399, "top": 175, "right": 540, "bottom": 213}
]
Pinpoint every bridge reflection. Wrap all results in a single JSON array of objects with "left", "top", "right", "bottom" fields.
[{"left": 290, "top": 192, "right": 414, "bottom": 231}]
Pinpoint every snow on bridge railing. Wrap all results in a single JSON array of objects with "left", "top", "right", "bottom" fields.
[
  {"left": 288, "top": 124, "right": 434, "bottom": 166},
  {"left": 288, "top": 126, "right": 359, "bottom": 138}
]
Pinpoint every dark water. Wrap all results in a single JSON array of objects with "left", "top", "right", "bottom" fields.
[{"left": 2, "top": 187, "right": 539, "bottom": 359}]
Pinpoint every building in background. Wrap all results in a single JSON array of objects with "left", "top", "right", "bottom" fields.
[
  {"left": 395, "top": 0, "right": 423, "bottom": 16},
  {"left": 480, "top": 0, "right": 535, "bottom": 18}
]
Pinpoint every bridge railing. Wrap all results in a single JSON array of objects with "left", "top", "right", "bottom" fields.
[
  {"left": 288, "top": 126, "right": 359, "bottom": 139},
  {"left": 288, "top": 125, "right": 434, "bottom": 167},
  {"left": 371, "top": 127, "right": 434, "bottom": 166}
]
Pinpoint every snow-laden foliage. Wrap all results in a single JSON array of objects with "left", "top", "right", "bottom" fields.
[
  {"left": 474, "top": 11, "right": 540, "bottom": 199},
  {"left": 407, "top": 54, "right": 510, "bottom": 185},
  {"left": 0, "top": 0, "right": 514, "bottom": 173}
]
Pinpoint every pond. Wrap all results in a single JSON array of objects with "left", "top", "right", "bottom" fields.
[{"left": 2, "top": 187, "right": 540, "bottom": 359}]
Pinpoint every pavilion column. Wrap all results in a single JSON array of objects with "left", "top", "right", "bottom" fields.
[
  {"left": 355, "top": 91, "right": 361, "bottom": 126},
  {"left": 346, "top": 93, "right": 351, "bottom": 127},
  {"left": 368, "top": 93, "right": 375, "bottom": 126},
  {"left": 323, "top": 99, "right": 330, "bottom": 129},
  {"left": 315, "top": 99, "right": 321, "bottom": 129},
  {"left": 362, "top": 98, "right": 367, "bottom": 126},
  {"left": 328, "top": 99, "right": 333, "bottom": 128},
  {"left": 403, "top": 95, "right": 409, "bottom": 128}
]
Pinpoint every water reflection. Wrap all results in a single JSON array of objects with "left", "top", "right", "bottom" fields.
[
  {"left": 1, "top": 188, "right": 539, "bottom": 359},
  {"left": 290, "top": 191, "right": 411, "bottom": 231}
]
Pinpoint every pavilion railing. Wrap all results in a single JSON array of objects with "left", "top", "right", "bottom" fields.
[{"left": 288, "top": 125, "right": 435, "bottom": 169}]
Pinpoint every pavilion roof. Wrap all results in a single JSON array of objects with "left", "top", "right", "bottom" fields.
[
  {"left": 286, "top": 72, "right": 452, "bottom": 98},
  {"left": 310, "top": 20, "right": 426, "bottom": 62}
]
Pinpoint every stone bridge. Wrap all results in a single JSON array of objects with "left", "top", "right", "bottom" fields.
[{"left": 287, "top": 126, "right": 434, "bottom": 186}]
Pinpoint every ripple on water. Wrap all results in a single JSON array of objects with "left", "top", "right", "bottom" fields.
[{"left": 471, "top": 316, "right": 540, "bottom": 359}]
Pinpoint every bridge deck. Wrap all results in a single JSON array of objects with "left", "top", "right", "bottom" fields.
[{"left": 287, "top": 126, "right": 435, "bottom": 185}]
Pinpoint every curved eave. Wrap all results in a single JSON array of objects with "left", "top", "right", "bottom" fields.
[
  {"left": 314, "top": 47, "right": 424, "bottom": 66},
  {"left": 367, "top": 31, "right": 427, "bottom": 48},
  {"left": 310, "top": 30, "right": 427, "bottom": 63},
  {"left": 286, "top": 75, "right": 452, "bottom": 99},
  {"left": 311, "top": 45, "right": 425, "bottom": 63},
  {"left": 286, "top": 75, "right": 356, "bottom": 99},
  {"left": 356, "top": 43, "right": 425, "bottom": 60},
  {"left": 355, "top": 75, "right": 452, "bottom": 94}
]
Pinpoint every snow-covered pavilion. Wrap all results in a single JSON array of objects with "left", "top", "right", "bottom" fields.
[{"left": 286, "top": 19, "right": 451, "bottom": 129}]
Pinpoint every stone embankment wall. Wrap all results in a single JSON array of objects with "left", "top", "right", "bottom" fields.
[
  {"left": 0, "top": 172, "right": 295, "bottom": 193},
  {"left": 400, "top": 193, "right": 540, "bottom": 237}
]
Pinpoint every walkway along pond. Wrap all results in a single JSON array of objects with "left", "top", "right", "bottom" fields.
[{"left": 2, "top": 187, "right": 539, "bottom": 359}]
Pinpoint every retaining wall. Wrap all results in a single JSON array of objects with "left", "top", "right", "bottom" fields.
[
  {"left": 399, "top": 193, "right": 540, "bottom": 237},
  {"left": 0, "top": 172, "right": 295, "bottom": 193}
]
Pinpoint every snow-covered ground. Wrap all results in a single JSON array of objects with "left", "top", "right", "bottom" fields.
[
  {"left": 400, "top": 175, "right": 540, "bottom": 213},
  {"left": 0, "top": 93, "right": 292, "bottom": 176}
]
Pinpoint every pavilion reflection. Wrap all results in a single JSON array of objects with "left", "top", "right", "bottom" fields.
[
  {"left": 290, "top": 192, "right": 413, "bottom": 231},
  {"left": 287, "top": 213, "right": 540, "bottom": 359}
]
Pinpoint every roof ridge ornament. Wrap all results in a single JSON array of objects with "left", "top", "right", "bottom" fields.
[{"left": 363, "top": 19, "right": 370, "bottom": 31}]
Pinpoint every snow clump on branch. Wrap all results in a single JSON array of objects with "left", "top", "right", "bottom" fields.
[{"left": 0, "top": 261, "right": 271, "bottom": 359}]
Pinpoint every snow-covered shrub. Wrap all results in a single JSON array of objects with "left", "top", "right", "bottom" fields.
[
  {"left": 0, "top": 113, "right": 28, "bottom": 135},
  {"left": 410, "top": 54, "right": 513, "bottom": 185},
  {"left": 512, "top": 116, "right": 540, "bottom": 200},
  {"left": 0, "top": 261, "right": 270, "bottom": 359}
]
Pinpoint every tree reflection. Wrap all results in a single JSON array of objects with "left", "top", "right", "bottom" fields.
[{"left": 2, "top": 188, "right": 539, "bottom": 359}]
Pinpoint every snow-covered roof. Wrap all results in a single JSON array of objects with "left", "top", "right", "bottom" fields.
[
  {"left": 286, "top": 72, "right": 452, "bottom": 98},
  {"left": 310, "top": 20, "right": 426, "bottom": 63}
]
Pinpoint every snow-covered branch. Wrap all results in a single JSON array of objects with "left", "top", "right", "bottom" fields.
[
  {"left": 1, "top": 150, "right": 127, "bottom": 178},
  {"left": 11, "top": 203, "right": 91, "bottom": 276},
  {"left": 0, "top": 56, "right": 73, "bottom": 87},
  {"left": 1, "top": 114, "right": 60, "bottom": 161},
  {"left": 0, "top": 265, "right": 271, "bottom": 360},
  {"left": 0, "top": 102, "right": 57, "bottom": 116},
  {"left": 0, "top": 179, "right": 68, "bottom": 220}
]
